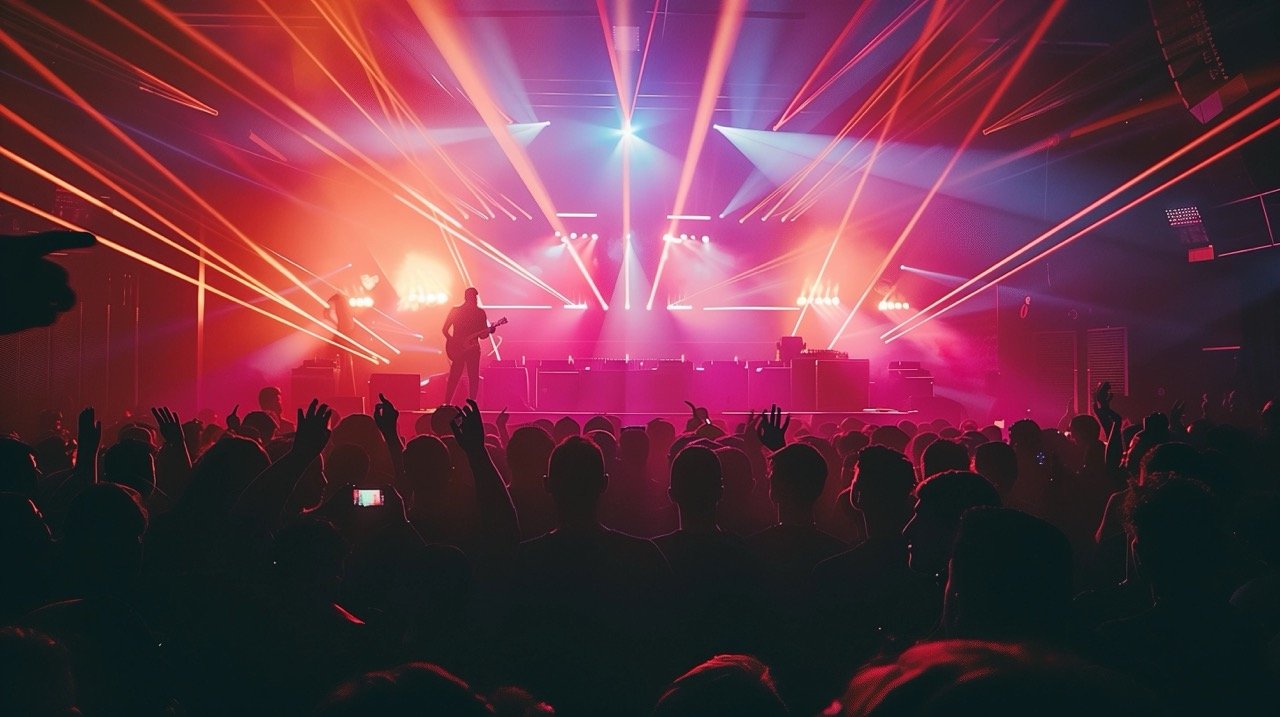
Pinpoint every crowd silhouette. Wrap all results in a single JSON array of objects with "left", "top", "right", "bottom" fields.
[{"left": 1, "top": 233, "right": 1279, "bottom": 716}]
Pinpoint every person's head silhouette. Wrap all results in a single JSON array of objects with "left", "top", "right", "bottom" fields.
[
  {"left": 102, "top": 438, "right": 155, "bottom": 499},
  {"left": 943, "top": 507, "right": 1072, "bottom": 642},
  {"left": 922, "top": 439, "right": 969, "bottom": 480},
  {"left": 316, "top": 661, "right": 491, "bottom": 717},
  {"left": 462, "top": 287, "right": 479, "bottom": 306},
  {"left": 1125, "top": 473, "right": 1223, "bottom": 601},
  {"left": 0, "top": 627, "right": 78, "bottom": 717},
  {"left": 669, "top": 445, "right": 723, "bottom": 527},
  {"left": 652, "top": 654, "right": 787, "bottom": 717},
  {"left": 545, "top": 435, "right": 608, "bottom": 528},
  {"left": 552, "top": 416, "right": 581, "bottom": 443},
  {"left": 767, "top": 442, "right": 828, "bottom": 523},
  {"left": 402, "top": 435, "right": 452, "bottom": 500},
  {"left": 258, "top": 386, "right": 285, "bottom": 416},
  {"left": 904, "top": 470, "right": 1001, "bottom": 578},
  {"left": 1069, "top": 414, "right": 1102, "bottom": 444},
  {"left": 973, "top": 441, "right": 1017, "bottom": 496},
  {"left": 850, "top": 445, "right": 915, "bottom": 537},
  {"left": 62, "top": 482, "right": 149, "bottom": 594}
]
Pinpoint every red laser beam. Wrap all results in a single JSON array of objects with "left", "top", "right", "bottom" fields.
[
  {"left": 881, "top": 83, "right": 1280, "bottom": 342},
  {"left": 885, "top": 113, "right": 1280, "bottom": 343},
  {"left": 830, "top": 0, "right": 1069, "bottom": 349}
]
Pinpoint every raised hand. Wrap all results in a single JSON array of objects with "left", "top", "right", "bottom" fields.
[
  {"left": 373, "top": 393, "right": 400, "bottom": 436},
  {"left": 227, "top": 405, "right": 241, "bottom": 431},
  {"left": 77, "top": 406, "right": 102, "bottom": 453},
  {"left": 450, "top": 399, "right": 486, "bottom": 452},
  {"left": 150, "top": 406, "right": 184, "bottom": 446},
  {"left": 757, "top": 404, "right": 790, "bottom": 451},
  {"left": 496, "top": 407, "right": 510, "bottom": 431},
  {"left": 293, "top": 399, "right": 333, "bottom": 455},
  {"left": 0, "top": 230, "right": 96, "bottom": 334},
  {"left": 1093, "top": 381, "right": 1112, "bottom": 412},
  {"left": 684, "top": 399, "right": 710, "bottom": 424}
]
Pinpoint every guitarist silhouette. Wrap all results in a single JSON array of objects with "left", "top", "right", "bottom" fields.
[{"left": 442, "top": 287, "right": 503, "bottom": 403}]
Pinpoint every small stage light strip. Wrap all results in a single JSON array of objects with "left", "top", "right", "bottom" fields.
[
  {"left": 0, "top": 190, "right": 382, "bottom": 365},
  {"left": 479, "top": 305, "right": 554, "bottom": 310},
  {"left": 703, "top": 306, "right": 800, "bottom": 311}
]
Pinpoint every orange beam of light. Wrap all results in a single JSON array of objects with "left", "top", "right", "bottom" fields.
[
  {"left": 352, "top": 317, "right": 400, "bottom": 356},
  {"left": 648, "top": 0, "right": 748, "bottom": 310},
  {"left": 742, "top": 0, "right": 964, "bottom": 223},
  {"left": 0, "top": 103, "right": 294, "bottom": 310},
  {"left": 394, "top": 195, "right": 571, "bottom": 302},
  {"left": 0, "top": 190, "right": 382, "bottom": 365},
  {"left": 629, "top": 0, "right": 663, "bottom": 118},
  {"left": 597, "top": 0, "right": 632, "bottom": 124},
  {"left": 117, "top": 0, "right": 573, "bottom": 305},
  {"left": 678, "top": 244, "right": 814, "bottom": 305},
  {"left": 407, "top": 1, "right": 610, "bottom": 307},
  {"left": 257, "top": 0, "right": 455, "bottom": 199},
  {"left": 128, "top": 0, "right": 464, "bottom": 232},
  {"left": 790, "top": 0, "right": 952, "bottom": 334},
  {"left": 0, "top": 144, "right": 391, "bottom": 363},
  {"left": 562, "top": 239, "right": 611, "bottom": 310},
  {"left": 774, "top": 0, "right": 928, "bottom": 130},
  {"left": 307, "top": 0, "right": 496, "bottom": 210},
  {"left": 882, "top": 83, "right": 1280, "bottom": 342},
  {"left": 830, "top": 0, "right": 1068, "bottom": 349},
  {"left": 1065, "top": 92, "right": 1183, "bottom": 140},
  {"left": 0, "top": 140, "right": 324, "bottom": 325},
  {"left": 406, "top": 0, "right": 564, "bottom": 234},
  {"left": 0, "top": 24, "right": 331, "bottom": 311},
  {"left": 885, "top": 112, "right": 1280, "bottom": 343},
  {"left": 779, "top": 0, "right": 1007, "bottom": 220},
  {"left": 9, "top": 0, "right": 217, "bottom": 117}
]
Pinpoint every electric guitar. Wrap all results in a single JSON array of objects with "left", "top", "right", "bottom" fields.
[{"left": 445, "top": 317, "right": 508, "bottom": 361}]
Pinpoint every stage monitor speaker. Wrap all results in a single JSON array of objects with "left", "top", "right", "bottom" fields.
[
  {"left": 369, "top": 373, "right": 421, "bottom": 412},
  {"left": 292, "top": 364, "right": 339, "bottom": 408},
  {"left": 329, "top": 395, "right": 365, "bottom": 418},
  {"left": 485, "top": 366, "right": 530, "bottom": 409},
  {"left": 537, "top": 371, "right": 579, "bottom": 412},
  {"left": 694, "top": 362, "right": 748, "bottom": 411},
  {"left": 582, "top": 367, "right": 626, "bottom": 413},
  {"left": 748, "top": 366, "right": 791, "bottom": 409},
  {"left": 815, "top": 359, "right": 871, "bottom": 411},
  {"left": 791, "top": 358, "right": 817, "bottom": 411}
]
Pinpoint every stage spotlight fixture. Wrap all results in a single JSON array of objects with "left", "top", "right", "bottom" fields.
[
  {"left": 554, "top": 231, "right": 562, "bottom": 237},
  {"left": 348, "top": 296, "right": 374, "bottom": 308},
  {"left": 591, "top": 233, "right": 599, "bottom": 240},
  {"left": 701, "top": 235, "right": 710, "bottom": 244},
  {"left": 570, "top": 232, "right": 578, "bottom": 239}
]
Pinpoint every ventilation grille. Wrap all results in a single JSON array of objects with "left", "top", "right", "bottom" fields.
[{"left": 1087, "top": 327, "right": 1129, "bottom": 397}]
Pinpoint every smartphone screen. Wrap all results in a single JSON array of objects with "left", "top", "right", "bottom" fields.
[{"left": 352, "top": 489, "right": 384, "bottom": 507}]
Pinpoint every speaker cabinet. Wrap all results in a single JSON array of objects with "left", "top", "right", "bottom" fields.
[
  {"left": 815, "top": 359, "right": 870, "bottom": 411},
  {"left": 368, "top": 373, "right": 421, "bottom": 412}
]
